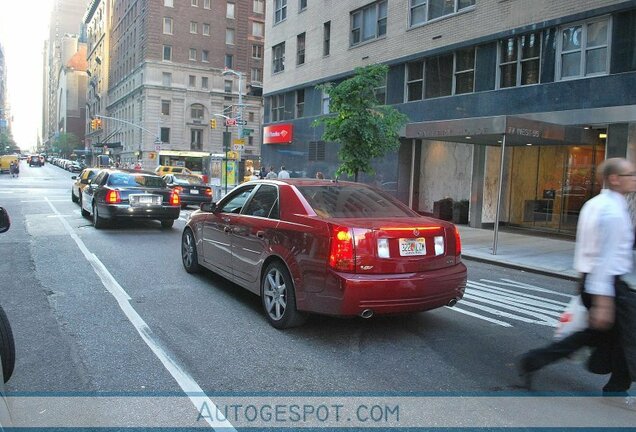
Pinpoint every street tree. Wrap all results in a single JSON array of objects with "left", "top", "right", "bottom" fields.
[
  {"left": 0, "top": 131, "right": 16, "bottom": 155},
  {"left": 53, "top": 132, "right": 81, "bottom": 157},
  {"left": 314, "top": 64, "right": 408, "bottom": 181}
]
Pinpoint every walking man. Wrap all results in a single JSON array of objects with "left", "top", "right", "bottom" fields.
[
  {"left": 518, "top": 158, "right": 636, "bottom": 399},
  {"left": 278, "top": 165, "right": 290, "bottom": 179},
  {"left": 265, "top": 165, "right": 278, "bottom": 179}
]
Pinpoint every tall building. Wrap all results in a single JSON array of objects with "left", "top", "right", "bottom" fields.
[
  {"left": 88, "top": 0, "right": 265, "bottom": 172},
  {"left": 0, "top": 43, "right": 7, "bottom": 136},
  {"left": 262, "top": 0, "right": 636, "bottom": 236}
]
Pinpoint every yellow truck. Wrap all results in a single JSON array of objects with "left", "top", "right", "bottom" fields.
[{"left": 0, "top": 155, "right": 19, "bottom": 174}]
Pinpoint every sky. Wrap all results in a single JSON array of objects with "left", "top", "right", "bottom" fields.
[{"left": 0, "top": 0, "right": 55, "bottom": 151}]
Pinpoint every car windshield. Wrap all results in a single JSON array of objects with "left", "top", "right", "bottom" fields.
[
  {"left": 296, "top": 185, "right": 415, "bottom": 218},
  {"left": 107, "top": 173, "right": 165, "bottom": 188},
  {"left": 172, "top": 175, "right": 203, "bottom": 185}
]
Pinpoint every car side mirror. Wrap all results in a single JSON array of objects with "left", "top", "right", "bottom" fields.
[
  {"left": 200, "top": 202, "right": 217, "bottom": 212},
  {"left": 71, "top": 176, "right": 77, "bottom": 180},
  {"left": 0, "top": 207, "right": 10, "bottom": 234}
]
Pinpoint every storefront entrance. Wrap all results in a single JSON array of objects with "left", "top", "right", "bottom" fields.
[{"left": 507, "top": 142, "right": 605, "bottom": 235}]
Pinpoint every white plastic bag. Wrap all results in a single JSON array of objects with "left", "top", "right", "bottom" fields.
[{"left": 554, "top": 295, "right": 590, "bottom": 362}]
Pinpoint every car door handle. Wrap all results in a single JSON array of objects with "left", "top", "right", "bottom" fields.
[
  {"left": 222, "top": 217, "right": 231, "bottom": 223},
  {"left": 256, "top": 231, "right": 265, "bottom": 239}
]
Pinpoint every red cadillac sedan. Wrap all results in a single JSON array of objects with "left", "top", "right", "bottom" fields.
[{"left": 181, "top": 179, "right": 467, "bottom": 329}]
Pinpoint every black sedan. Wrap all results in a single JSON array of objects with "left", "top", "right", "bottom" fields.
[
  {"left": 80, "top": 169, "right": 181, "bottom": 229},
  {"left": 162, "top": 174, "right": 213, "bottom": 208}
]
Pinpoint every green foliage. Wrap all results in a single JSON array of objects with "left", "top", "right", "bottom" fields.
[
  {"left": 313, "top": 64, "right": 408, "bottom": 181},
  {"left": 0, "top": 130, "right": 16, "bottom": 155},
  {"left": 53, "top": 132, "right": 81, "bottom": 157}
]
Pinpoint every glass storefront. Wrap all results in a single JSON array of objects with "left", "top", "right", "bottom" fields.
[{"left": 507, "top": 138, "right": 605, "bottom": 235}]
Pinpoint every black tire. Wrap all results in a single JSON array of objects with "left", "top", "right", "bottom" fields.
[
  {"left": 92, "top": 203, "right": 106, "bottom": 229},
  {"left": 181, "top": 228, "right": 200, "bottom": 273},
  {"left": 0, "top": 305, "right": 15, "bottom": 383},
  {"left": 261, "top": 261, "right": 306, "bottom": 329},
  {"left": 161, "top": 219, "right": 174, "bottom": 229},
  {"left": 71, "top": 190, "right": 78, "bottom": 203},
  {"left": 81, "top": 202, "right": 90, "bottom": 218}
]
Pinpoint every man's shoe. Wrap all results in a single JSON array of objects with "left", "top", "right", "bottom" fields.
[{"left": 516, "top": 354, "right": 536, "bottom": 390}]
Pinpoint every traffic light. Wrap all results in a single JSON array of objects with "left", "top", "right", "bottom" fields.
[
  {"left": 210, "top": 119, "right": 217, "bottom": 129},
  {"left": 90, "top": 118, "right": 102, "bottom": 130}
]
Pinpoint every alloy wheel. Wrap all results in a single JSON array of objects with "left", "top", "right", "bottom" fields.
[{"left": 263, "top": 268, "right": 287, "bottom": 321}]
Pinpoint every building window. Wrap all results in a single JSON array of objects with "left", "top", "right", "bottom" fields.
[
  {"left": 191, "top": 104, "right": 204, "bottom": 120},
  {"left": 191, "top": 0, "right": 198, "bottom": 6},
  {"left": 251, "top": 67, "right": 262, "bottom": 82},
  {"left": 204, "top": 0, "right": 210, "bottom": 8},
  {"left": 189, "top": 75, "right": 196, "bottom": 87},
  {"left": 161, "top": 127, "right": 170, "bottom": 143},
  {"left": 409, "top": 0, "right": 475, "bottom": 27},
  {"left": 161, "top": 100, "right": 170, "bottom": 115},
  {"left": 296, "top": 89, "right": 305, "bottom": 117},
  {"left": 274, "top": 0, "right": 287, "bottom": 24},
  {"left": 454, "top": 47, "right": 475, "bottom": 94},
  {"left": 162, "top": 72, "right": 172, "bottom": 86},
  {"left": 164, "top": 0, "right": 173, "bottom": 6},
  {"left": 499, "top": 31, "right": 541, "bottom": 88},
  {"left": 202, "top": 50, "right": 209, "bottom": 62},
  {"left": 202, "top": 23, "right": 210, "bottom": 36},
  {"left": 406, "top": 61, "right": 424, "bottom": 101},
  {"left": 163, "top": 17, "right": 173, "bottom": 34},
  {"left": 308, "top": 141, "right": 326, "bottom": 161},
  {"left": 225, "top": 54, "right": 233, "bottom": 68},
  {"left": 227, "top": 3, "right": 235, "bottom": 18},
  {"left": 299, "top": 0, "right": 307, "bottom": 11},
  {"left": 271, "top": 94, "right": 285, "bottom": 121},
  {"left": 558, "top": 18, "right": 610, "bottom": 80},
  {"left": 226, "top": 28, "right": 235, "bottom": 44},
  {"left": 249, "top": 112, "right": 255, "bottom": 122},
  {"left": 253, "top": 0, "right": 264, "bottom": 14},
  {"left": 202, "top": 76, "right": 209, "bottom": 89},
  {"left": 375, "top": 73, "right": 387, "bottom": 104},
  {"left": 252, "top": 45, "right": 263, "bottom": 59},
  {"left": 190, "top": 21, "right": 198, "bottom": 33},
  {"left": 163, "top": 45, "right": 172, "bottom": 61},
  {"left": 425, "top": 54, "right": 453, "bottom": 98},
  {"left": 321, "top": 90, "right": 330, "bottom": 114},
  {"left": 296, "top": 33, "right": 306, "bottom": 65},
  {"left": 189, "top": 48, "right": 197, "bottom": 61},
  {"left": 191, "top": 129, "right": 203, "bottom": 151},
  {"left": 323, "top": 21, "right": 331, "bottom": 56},
  {"left": 272, "top": 42, "right": 285, "bottom": 73},
  {"left": 252, "top": 22, "right": 264, "bottom": 37},
  {"left": 224, "top": 80, "right": 233, "bottom": 93},
  {"left": 350, "top": 1, "right": 387, "bottom": 46}
]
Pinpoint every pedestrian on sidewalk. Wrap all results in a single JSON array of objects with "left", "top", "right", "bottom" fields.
[
  {"left": 265, "top": 166, "right": 277, "bottom": 179},
  {"left": 518, "top": 158, "right": 636, "bottom": 400},
  {"left": 278, "top": 165, "right": 290, "bottom": 179}
]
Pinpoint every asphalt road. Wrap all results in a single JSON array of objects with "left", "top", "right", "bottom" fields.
[{"left": 0, "top": 161, "right": 632, "bottom": 429}]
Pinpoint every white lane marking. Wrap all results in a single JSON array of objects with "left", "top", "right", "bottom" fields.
[
  {"left": 468, "top": 281, "right": 570, "bottom": 308},
  {"left": 458, "top": 299, "right": 554, "bottom": 326},
  {"left": 45, "top": 198, "right": 235, "bottom": 431},
  {"left": 462, "top": 293, "right": 559, "bottom": 326},
  {"left": 445, "top": 306, "right": 512, "bottom": 327},
  {"left": 486, "top": 278, "right": 574, "bottom": 297}
]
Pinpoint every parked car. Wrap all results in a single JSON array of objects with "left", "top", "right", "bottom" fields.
[
  {"left": 163, "top": 174, "right": 213, "bottom": 208},
  {"left": 0, "top": 207, "right": 15, "bottom": 428},
  {"left": 181, "top": 179, "right": 467, "bottom": 329},
  {"left": 81, "top": 169, "right": 181, "bottom": 229},
  {"left": 71, "top": 168, "right": 101, "bottom": 205},
  {"left": 67, "top": 162, "right": 83, "bottom": 173}
]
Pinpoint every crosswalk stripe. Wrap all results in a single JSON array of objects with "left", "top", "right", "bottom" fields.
[
  {"left": 458, "top": 299, "right": 556, "bottom": 326},
  {"left": 446, "top": 305, "right": 513, "bottom": 327},
  {"left": 467, "top": 282, "right": 569, "bottom": 309}
]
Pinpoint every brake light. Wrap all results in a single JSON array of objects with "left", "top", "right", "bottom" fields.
[
  {"left": 329, "top": 226, "right": 355, "bottom": 272},
  {"left": 454, "top": 226, "right": 462, "bottom": 256},
  {"left": 106, "top": 190, "right": 121, "bottom": 204},
  {"left": 170, "top": 191, "right": 181, "bottom": 206},
  {"left": 205, "top": 188, "right": 212, "bottom": 197},
  {"left": 174, "top": 186, "right": 184, "bottom": 194}
]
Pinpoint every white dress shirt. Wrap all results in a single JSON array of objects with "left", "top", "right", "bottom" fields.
[
  {"left": 277, "top": 169, "right": 290, "bottom": 179},
  {"left": 573, "top": 189, "right": 634, "bottom": 296}
]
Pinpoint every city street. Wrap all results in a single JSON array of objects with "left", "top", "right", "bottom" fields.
[{"left": 0, "top": 161, "right": 633, "bottom": 429}]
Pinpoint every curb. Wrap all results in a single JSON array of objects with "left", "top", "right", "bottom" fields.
[{"left": 462, "top": 254, "right": 580, "bottom": 282}]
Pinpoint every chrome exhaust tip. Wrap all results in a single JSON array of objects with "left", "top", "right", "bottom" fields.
[
  {"left": 447, "top": 298, "right": 458, "bottom": 307},
  {"left": 360, "top": 309, "right": 374, "bottom": 319}
]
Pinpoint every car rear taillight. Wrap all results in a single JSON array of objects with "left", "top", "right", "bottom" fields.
[
  {"left": 329, "top": 225, "right": 355, "bottom": 272},
  {"left": 106, "top": 190, "right": 121, "bottom": 204},
  {"left": 170, "top": 191, "right": 180, "bottom": 206},
  {"left": 454, "top": 226, "right": 462, "bottom": 256},
  {"left": 174, "top": 186, "right": 184, "bottom": 194},
  {"left": 205, "top": 188, "right": 212, "bottom": 197}
]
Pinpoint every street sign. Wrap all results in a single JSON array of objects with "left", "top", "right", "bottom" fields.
[
  {"left": 227, "top": 151, "right": 239, "bottom": 160},
  {"left": 233, "top": 139, "right": 245, "bottom": 145},
  {"left": 233, "top": 144, "right": 244, "bottom": 152},
  {"left": 236, "top": 120, "right": 248, "bottom": 126},
  {"left": 241, "top": 128, "right": 254, "bottom": 138},
  {"left": 225, "top": 118, "right": 237, "bottom": 127}
]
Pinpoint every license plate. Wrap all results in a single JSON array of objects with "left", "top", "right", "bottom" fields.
[
  {"left": 399, "top": 238, "right": 426, "bottom": 256},
  {"left": 131, "top": 195, "right": 161, "bottom": 206},
  {"left": 189, "top": 189, "right": 199, "bottom": 194}
]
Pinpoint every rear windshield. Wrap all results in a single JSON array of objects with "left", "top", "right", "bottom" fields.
[
  {"left": 296, "top": 185, "right": 414, "bottom": 218},
  {"left": 173, "top": 175, "right": 203, "bottom": 185},
  {"left": 107, "top": 173, "right": 166, "bottom": 188}
]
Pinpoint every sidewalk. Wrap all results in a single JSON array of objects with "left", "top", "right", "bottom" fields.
[{"left": 457, "top": 225, "right": 636, "bottom": 287}]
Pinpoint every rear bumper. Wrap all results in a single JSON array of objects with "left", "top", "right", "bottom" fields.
[
  {"left": 180, "top": 194, "right": 212, "bottom": 205},
  {"left": 305, "top": 263, "right": 467, "bottom": 317},
  {"left": 98, "top": 204, "right": 180, "bottom": 220}
]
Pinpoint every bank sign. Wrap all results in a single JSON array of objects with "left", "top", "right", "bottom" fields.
[{"left": 263, "top": 124, "right": 293, "bottom": 144}]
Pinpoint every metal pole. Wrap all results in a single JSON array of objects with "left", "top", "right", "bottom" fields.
[
  {"left": 493, "top": 134, "right": 506, "bottom": 255},
  {"left": 237, "top": 72, "right": 243, "bottom": 142},
  {"left": 409, "top": 139, "right": 415, "bottom": 209}
]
